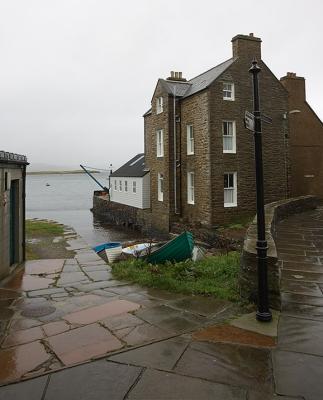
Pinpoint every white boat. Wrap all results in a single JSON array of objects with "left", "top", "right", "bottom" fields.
[
  {"left": 105, "top": 244, "right": 122, "bottom": 263},
  {"left": 122, "top": 243, "right": 159, "bottom": 258}
]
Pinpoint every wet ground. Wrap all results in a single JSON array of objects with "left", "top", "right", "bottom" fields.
[{"left": 2, "top": 207, "right": 323, "bottom": 399}]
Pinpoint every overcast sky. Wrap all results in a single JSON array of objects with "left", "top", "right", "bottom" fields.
[{"left": 1, "top": 0, "right": 322, "bottom": 170}]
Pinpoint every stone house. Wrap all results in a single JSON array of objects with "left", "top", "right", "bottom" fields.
[
  {"left": 143, "top": 33, "right": 290, "bottom": 233},
  {"left": 280, "top": 73, "right": 323, "bottom": 198},
  {"left": 0, "top": 151, "right": 28, "bottom": 280}
]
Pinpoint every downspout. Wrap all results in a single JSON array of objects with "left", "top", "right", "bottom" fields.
[
  {"left": 22, "top": 164, "right": 26, "bottom": 262},
  {"left": 173, "top": 86, "right": 178, "bottom": 214}
]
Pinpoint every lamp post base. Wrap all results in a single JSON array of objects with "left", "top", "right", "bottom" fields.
[{"left": 256, "top": 310, "right": 272, "bottom": 322}]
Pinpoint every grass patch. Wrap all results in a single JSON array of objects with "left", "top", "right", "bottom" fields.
[
  {"left": 26, "top": 220, "right": 64, "bottom": 236},
  {"left": 112, "top": 252, "right": 241, "bottom": 302}
]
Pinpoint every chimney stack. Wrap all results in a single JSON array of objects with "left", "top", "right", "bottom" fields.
[
  {"left": 231, "top": 33, "right": 262, "bottom": 60},
  {"left": 280, "top": 72, "right": 306, "bottom": 105},
  {"left": 166, "top": 71, "right": 187, "bottom": 82}
]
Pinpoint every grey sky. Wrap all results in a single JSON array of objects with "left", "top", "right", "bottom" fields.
[{"left": 1, "top": 0, "right": 322, "bottom": 170}]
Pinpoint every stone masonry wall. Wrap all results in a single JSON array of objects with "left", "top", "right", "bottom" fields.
[
  {"left": 208, "top": 56, "right": 289, "bottom": 226},
  {"left": 240, "top": 195, "right": 319, "bottom": 310}
]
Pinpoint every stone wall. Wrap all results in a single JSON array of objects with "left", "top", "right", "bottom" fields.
[
  {"left": 240, "top": 195, "right": 319, "bottom": 309},
  {"left": 92, "top": 193, "right": 164, "bottom": 237}
]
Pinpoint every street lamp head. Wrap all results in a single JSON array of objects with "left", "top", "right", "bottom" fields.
[{"left": 249, "top": 58, "right": 261, "bottom": 74}]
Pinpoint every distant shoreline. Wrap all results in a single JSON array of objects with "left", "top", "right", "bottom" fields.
[{"left": 27, "top": 170, "right": 100, "bottom": 175}]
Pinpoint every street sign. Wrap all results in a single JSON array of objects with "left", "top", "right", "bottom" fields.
[{"left": 244, "top": 111, "right": 255, "bottom": 131}]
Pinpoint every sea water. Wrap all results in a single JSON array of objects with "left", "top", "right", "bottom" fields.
[{"left": 26, "top": 173, "right": 141, "bottom": 246}]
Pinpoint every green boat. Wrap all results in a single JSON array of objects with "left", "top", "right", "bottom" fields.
[{"left": 146, "top": 231, "right": 194, "bottom": 264}]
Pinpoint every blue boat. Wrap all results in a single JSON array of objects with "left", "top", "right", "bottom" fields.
[{"left": 93, "top": 242, "right": 121, "bottom": 253}]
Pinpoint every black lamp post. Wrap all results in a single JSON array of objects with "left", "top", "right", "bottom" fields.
[{"left": 249, "top": 59, "right": 272, "bottom": 322}]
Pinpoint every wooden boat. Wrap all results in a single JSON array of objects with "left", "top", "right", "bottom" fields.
[
  {"left": 93, "top": 242, "right": 122, "bottom": 263},
  {"left": 122, "top": 243, "right": 160, "bottom": 258},
  {"left": 145, "top": 231, "right": 194, "bottom": 264}
]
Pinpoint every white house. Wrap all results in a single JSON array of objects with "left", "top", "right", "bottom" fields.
[{"left": 110, "top": 153, "right": 150, "bottom": 209}]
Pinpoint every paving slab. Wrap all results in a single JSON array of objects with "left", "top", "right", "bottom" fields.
[
  {"left": 56, "top": 272, "right": 88, "bottom": 286},
  {"left": 64, "top": 299, "right": 141, "bottom": 325},
  {"left": 117, "top": 322, "right": 169, "bottom": 346},
  {"left": 84, "top": 270, "right": 113, "bottom": 282},
  {"left": 0, "top": 376, "right": 48, "bottom": 400},
  {"left": 46, "top": 323, "right": 123, "bottom": 365},
  {"left": 28, "top": 288, "right": 66, "bottom": 297},
  {"left": 175, "top": 341, "right": 273, "bottom": 391},
  {"left": 280, "top": 279, "right": 323, "bottom": 297},
  {"left": 24, "top": 260, "right": 65, "bottom": 275},
  {"left": 282, "top": 302, "right": 323, "bottom": 321},
  {"left": 230, "top": 310, "right": 280, "bottom": 337},
  {"left": 282, "top": 292, "right": 323, "bottom": 306},
  {"left": 273, "top": 349, "right": 323, "bottom": 400},
  {"left": 282, "top": 269, "right": 323, "bottom": 283},
  {"left": 109, "top": 336, "right": 189, "bottom": 370},
  {"left": 62, "top": 265, "right": 81, "bottom": 273},
  {"left": 9, "top": 318, "right": 43, "bottom": 331},
  {"left": 0, "top": 341, "right": 50, "bottom": 384},
  {"left": 42, "top": 321, "right": 70, "bottom": 336},
  {"left": 100, "top": 313, "right": 145, "bottom": 331},
  {"left": 127, "top": 368, "right": 247, "bottom": 400},
  {"left": 169, "top": 296, "right": 230, "bottom": 316},
  {"left": 44, "top": 360, "right": 141, "bottom": 400},
  {"left": 2, "top": 326, "right": 44, "bottom": 348},
  {"left": 278, "top": 315, "right": 323, "bottom": 356}
]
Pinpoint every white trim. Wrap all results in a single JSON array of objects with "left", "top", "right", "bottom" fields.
[
  {"left": 224, "top": 172, "right": 237, "bottom": 207},
  {"left": 158, "top": 173, "right": 164, "bottom": 202},
  {"left": 187, "top": 172, "right": 195, "bottom": 204},
  {"left": 156, "top": 97, "right": 163, "bottom": 114},
  {"left": 186, "top": 125, "right": 194, "bottom": 155},
  {"left": 222, "top": 120, "right": 236, "bottom": 153},
  {"left": 223, "top": 82, "right": 235, "bottom": 101},
  {"left": 156, "top": 129, "right": 164, "bottom": 157}
]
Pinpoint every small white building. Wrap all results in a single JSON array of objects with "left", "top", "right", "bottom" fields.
[{"left": 110, "top": 153, "right": 150, "bottom": 209}]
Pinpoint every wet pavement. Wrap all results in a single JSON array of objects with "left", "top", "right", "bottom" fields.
[{"left": 2, "top": 208, "right": 323, "bottom": 399}]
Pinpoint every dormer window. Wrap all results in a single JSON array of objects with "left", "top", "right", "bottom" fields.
[
  {"left": 156, "top": 97, "right": 163, "bottom": 114},
  {"left": 223, "top": 82, "right": 235, "bottom": 101}
]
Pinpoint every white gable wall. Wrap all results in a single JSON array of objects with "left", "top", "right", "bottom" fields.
[{"left": 110, "top": 174, "right": 150, "bottom": 209}]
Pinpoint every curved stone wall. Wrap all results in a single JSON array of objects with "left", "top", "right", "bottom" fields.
[{"left": 240, "top": 195, "right": 319, "bottom": 310}]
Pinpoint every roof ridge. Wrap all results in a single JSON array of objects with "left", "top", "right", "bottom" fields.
[{"left": 188, "top": 57, "right": 235, "bottom": 82}]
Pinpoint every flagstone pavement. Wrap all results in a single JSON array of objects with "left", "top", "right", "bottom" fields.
[{"left": 1, "top": 207, "right": 323, "bottom": 399}]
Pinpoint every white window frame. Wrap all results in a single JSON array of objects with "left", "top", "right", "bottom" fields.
[
  {"left": 223, "top": 82, "right": 235, "bottom": 101},
  {"left": 132, "top": 181, "right": 137, "bottom": 193},
  {"left": 158, "top": 173, "right": 164, "bottom": 202},
  {"left": 125, "top": 180, "right": 128, "bottom": 192},
  {"left": 119, "top": 180, "right": 122, "bottom": 192},
  {"left": 187, "top": 172, "right": 195, "bottom": 204},
  {"left": 156, "top": 97, "right": 163, "bottom": 114},
  {"left": 187, "top": 125, "right": 194, "bottom": 155},
  {"left": 222, "top": 120, "right": 236, "bottom": 153},
  {"left": 224, "top": 172, "right": 237, "bottom": 207},
  {"left": 156, "top": 129, "right": 164, "bottom": 157},
  {"left": 114, "top": 180, "right": 117, "bottom": 191}
]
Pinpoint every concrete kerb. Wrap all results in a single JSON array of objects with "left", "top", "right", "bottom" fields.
[{"left": 240, "top": 195, "right": 319, "bottom": 310}]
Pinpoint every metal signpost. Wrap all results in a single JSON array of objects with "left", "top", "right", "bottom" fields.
[{"left": 247, "top": 59, "right": 272, "bottom": 322}]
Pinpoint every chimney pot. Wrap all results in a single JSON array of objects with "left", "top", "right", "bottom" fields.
[{"left": 249, "top": 33, "right": 254, "bottom": 37}]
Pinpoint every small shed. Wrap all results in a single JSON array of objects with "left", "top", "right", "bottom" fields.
[
  {"left": 0, "top": 151, "right": 28, "bottom": 280},
  {"left": 110, "top": 154, "right": 150, "bottom": 209}
]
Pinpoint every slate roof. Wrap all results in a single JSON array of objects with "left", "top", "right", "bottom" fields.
[
  {"left": 154, "top": 57, "right": 236, "bottom": 102},
  {"left": 110, "top": 153, "right": 148, "bottom": 178},
  {"left": 182, "top": 58, "right": 236, "bottom": 98}
]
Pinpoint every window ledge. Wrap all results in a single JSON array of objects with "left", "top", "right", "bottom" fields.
[
  {"left": 187, "top": 201, "right": 195, "bottom": 205},
  {"left": 223, "top": 150, "right": 236, "bottom": 154},
  {"left": 187, "top": 152, "right": 194, "bottom": 156},
  {"left": 224, "top": 203, "right": 237, "bottom": 208},
  {"left": 223, "top": 97, "right": 235, "bottom": 101}
]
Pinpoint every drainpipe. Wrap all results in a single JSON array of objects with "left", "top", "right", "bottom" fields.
[
  {"left": 22, "top": 164, "right": 26, "bottom": 262},
  {"left": 173, "top": 86, "right": 178, "bottom": 215}
]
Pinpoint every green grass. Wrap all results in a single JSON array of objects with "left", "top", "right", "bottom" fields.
[
  {"left": 26, "top": 220, "right": 64, "bottom": 236},
  {"left": 112, "top": 252, "right": 241, "bottom": 301}
]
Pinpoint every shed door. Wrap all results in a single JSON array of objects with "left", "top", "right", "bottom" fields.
[{"left": 9, "top": 180, "right": 19, "bottom": 265}]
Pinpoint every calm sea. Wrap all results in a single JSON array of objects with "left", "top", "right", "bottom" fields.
[{"left": 26, "top": 173, "right": 142, "bottom": 246}]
